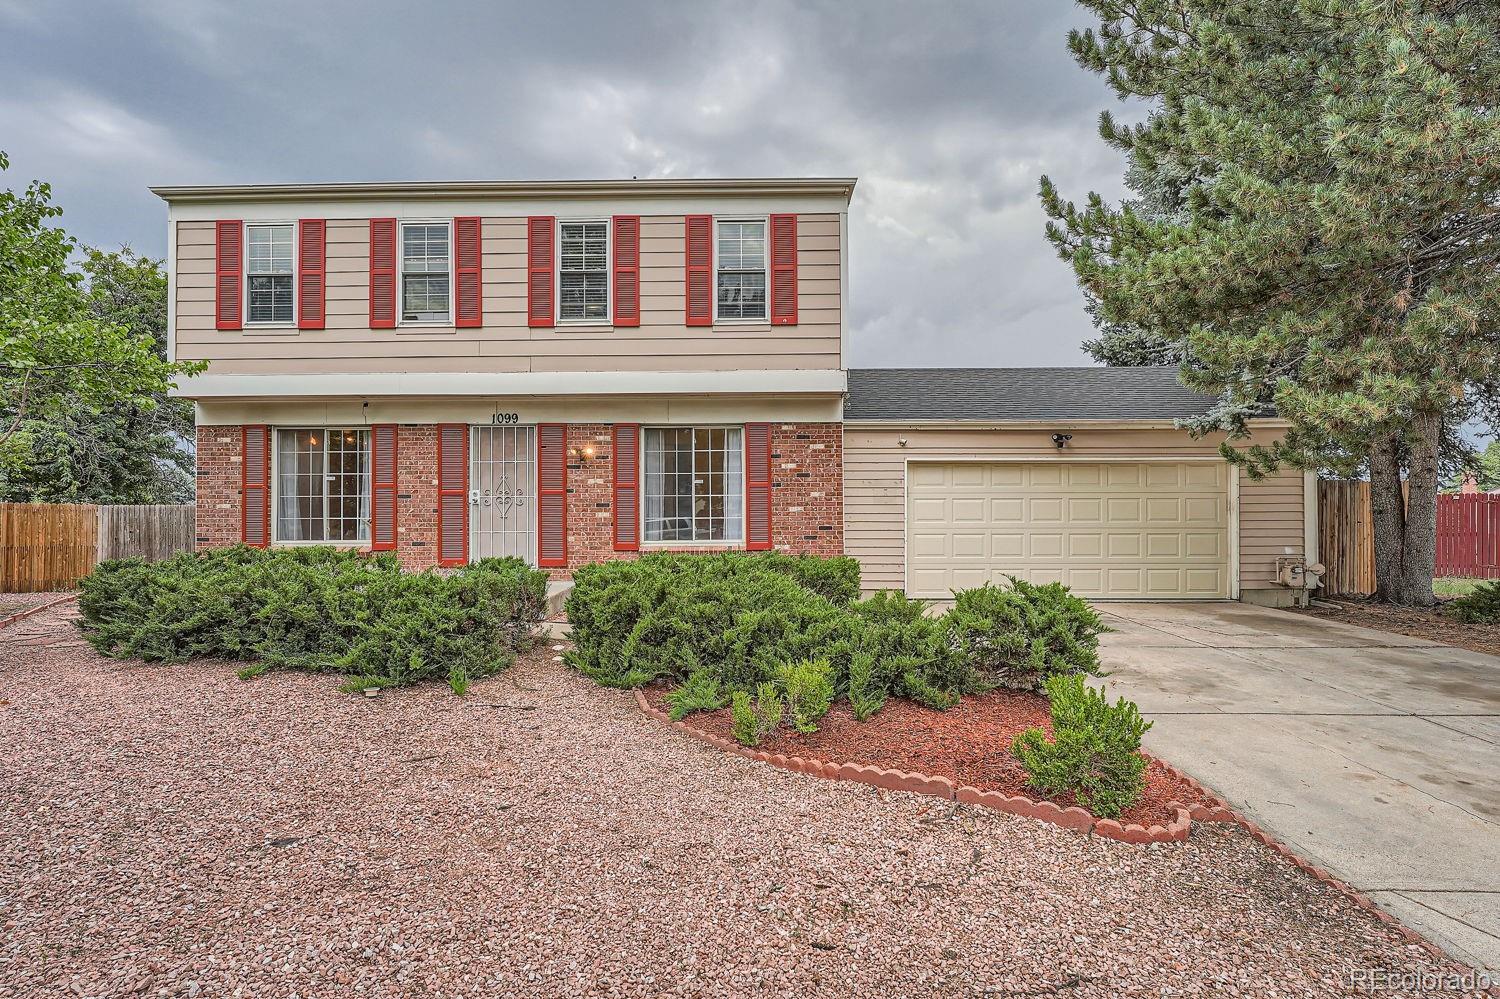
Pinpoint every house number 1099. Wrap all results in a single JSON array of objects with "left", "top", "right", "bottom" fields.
[{"left": 491, "top": 413, "right": 521, "bottom": 425}]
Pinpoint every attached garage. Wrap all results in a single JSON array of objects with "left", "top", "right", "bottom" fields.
[
  {"left": 905, "top": 460, "right": 1229, "bottom": 599},
  {"left": 843, "top": 367, "right": 1315, "bottom": 606}
]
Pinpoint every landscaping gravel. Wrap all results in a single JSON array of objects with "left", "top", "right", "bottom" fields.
[{"left": 0, "top": 604, "right": 1483, "bottom": 998}]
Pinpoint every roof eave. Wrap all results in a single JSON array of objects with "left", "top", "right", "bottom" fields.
[
  {"left": 150, "top": 177, "right": 859, "bottom": 204},
  {"left": 842, "top": 417, "right": 1290, "bottom": 429}
]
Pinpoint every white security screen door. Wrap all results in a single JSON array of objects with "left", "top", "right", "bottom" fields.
[{"left": 469, "top": 426, "right": 537, "bottom": 564}]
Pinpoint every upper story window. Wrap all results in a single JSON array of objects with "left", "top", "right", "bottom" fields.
[
  {"left": 246, "top": 223, "right": 295, "bottom": 325},
  {"left": 716, "top": 220, "right": 767, "bottom": 321},
  {"left": 401, "top": 222, "right": 451, "bottom": 324},
  {"left": 559, "top": 220, "right": 608, "bottom": 322}
]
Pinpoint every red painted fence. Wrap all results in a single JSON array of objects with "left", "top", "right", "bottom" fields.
[{"left": 1438, "top": 493, "right": 1500, "bottom": 579}]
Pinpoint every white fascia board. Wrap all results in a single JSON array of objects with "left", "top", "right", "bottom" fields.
[{"left": 172, "top": 368, "right": 849, "bottom": 400}]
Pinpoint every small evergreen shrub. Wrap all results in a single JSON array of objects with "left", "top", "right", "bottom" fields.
[
  {"left": 948, "top": 578, "right": 1108, "bottom": 692},
  {"left": 730, "top": 682, "right": 784, "bottom": 746},
  {"left": 1012, "top": 674, "right": 1152, "bottom": 819},
  {"left": 667, "top": 668, "right": 729, "bottom": 720},
  {"left": 78, "top": 545, "right": 548, "bottom": 688},
  {"left": 780, "top": 658, "right": 835, "bottom": 733},
  {"left": 1447, "top": 581, "right": 1500, "bottom": 623},
  {"left": 847, "top": 650, "right": 887, "bottom": 721}
]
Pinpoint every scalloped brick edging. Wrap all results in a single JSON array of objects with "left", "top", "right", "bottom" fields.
[
  {"left": 633, "top": 689, "right": 1459, "bottom": 965},
  {"left": 632, "top": 688, "right": 1190, "bottom": 844},
  {"left": 0, "top": 592, "right": 79, "bottom": 630}
]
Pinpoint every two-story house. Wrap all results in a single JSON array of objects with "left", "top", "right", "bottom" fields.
[{"left": 156, "top": 177, "right": 1315, "bottom": 606}]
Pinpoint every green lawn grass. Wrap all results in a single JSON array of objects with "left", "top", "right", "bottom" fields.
[{"left": 1433, "top": 578, "right": 1486, "bottom": 598}]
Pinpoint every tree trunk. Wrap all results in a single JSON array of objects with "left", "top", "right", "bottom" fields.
[
  {"left": 1368, "top": 433, "right": 1406, "bottom": 603},
  {"left": 1395, "top": 410, "right": 1441, "bottom": 606}
]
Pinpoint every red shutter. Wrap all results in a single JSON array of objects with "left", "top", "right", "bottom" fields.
[
  {"left": 369, "top": 218, "right": 397, "bottom": 329},
  {"left": 437, "top": 424, "right": 468, "bottom": 567},
  {"left": 370, "top": 424, "right": 397, "bottom": 551},
  {"left": 297, "top": 219, "right": 326, "bottom": 330},
  {"left": 769, "top": 214, "right": 798, "bottom": 326},
  {"left": 684, "top": 214, "right": 713, "bottom": 327},
  {"left": 745, "top": 423, "right": 772, "bottom": 551},
  {"left": 612, "top": 424, "right": 640, "bottom": 551},
  {"left": 215, "top": 220, "right": 243, "bottom": 331},
  {"left": 527, "top": 216, "right": 555, "bottom": 328},
  {"left": 455, "top": 216, "right": 483, "bottom": 328},
  {"left": 241, "top": 424, "right": 270, "bottom": 548},
  {"left": 538, "top": 423, "right": 568, "bottom": 567},
  {"left": 612, "top": 215, "right": 640, "bottom": 327}
]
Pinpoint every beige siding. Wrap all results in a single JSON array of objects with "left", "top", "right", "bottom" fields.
[
  {"left": 175, "top": 214, "right": 842, "bottom": 375},
  {"left": 843, "top": 425, "right": 1304, "bottom": 598}
]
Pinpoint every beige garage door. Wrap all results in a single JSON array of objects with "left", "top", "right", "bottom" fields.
[{"left": 907, "top": 462, "right": 1229, "bottom": 599}]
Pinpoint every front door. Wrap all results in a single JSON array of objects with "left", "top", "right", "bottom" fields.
[{"left": 469, "top": 425, "right": 536, "bottom": 564}]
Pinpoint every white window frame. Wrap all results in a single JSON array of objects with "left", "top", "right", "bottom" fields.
[
  {"left": 639, "top": 425, "right": 747, "bottom": 547},
  {"left": 270, "top": 426, "right": 372, "bottom": 546},
  {"left": 554, "top": 217, "right": 611, "bottom": 325},
  {"left": 712, "top": 216, "right": 769, "bottom": 324},
  {"left": 244, "top": 221, "right": 298, "bottom": 328},
  {"left": 397, "top": 219, "right": 455, "bottom": 327}
]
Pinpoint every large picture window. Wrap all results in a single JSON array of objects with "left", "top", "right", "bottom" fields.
[
  {"left": 715, "top": 220, "right": 766, "bottom": 320},
  {"left": 559, "top": 220, "right": 608, "bottom": 321},
  {"left": 400, "top": 222, "right": 451, "bottom": 323},
  {"left": 276, "top": 428, "right": 370, "bottom": 543},
  {"left": 643, "top": 427, "right": 743, "bottom": 543},
  {"left": 246, "top": 223, "right": 295, "bottom": 324}
]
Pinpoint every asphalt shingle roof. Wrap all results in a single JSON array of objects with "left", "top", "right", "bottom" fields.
[{"left": 844, "top": 367, "right": 1217, "bottom": 422}]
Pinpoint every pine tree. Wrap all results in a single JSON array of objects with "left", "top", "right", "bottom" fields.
[{"left": 1041, "top": 1, "right": 1500, "bottom": 605}]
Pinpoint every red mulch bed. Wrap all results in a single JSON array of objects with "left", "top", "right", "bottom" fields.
[{"left": 653, "top": 687, "right": 1212, "bottom": 827}]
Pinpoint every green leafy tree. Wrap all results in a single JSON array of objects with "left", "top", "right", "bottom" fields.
[
  {"left": 1041, "top": 1, "right": 1500, "bottom": 605},
  {"left": 0, "top": 152, "right": 202, "bottom": 501},
  {"left": 1446, "top": 439, "right": 1500, "bottom": 492}
]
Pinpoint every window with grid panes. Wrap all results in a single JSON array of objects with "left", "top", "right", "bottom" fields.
[
  {"left": 275, "top": 429, "right": 370, "bottom": 542},
  {"left": 401, "top": 223, "right": 451, "bottom": 322},
  {"left": 643, "top": 427, "right": 743, "bottom": 543},
  {"left": 559, "top": 221, "right": 608, "bottom": 321},
  {"left": 715, "top": 220, "right": 766, "bottom": 320},
  {"left": 246, "top": 224, "right": 294, "bottom": 324}
]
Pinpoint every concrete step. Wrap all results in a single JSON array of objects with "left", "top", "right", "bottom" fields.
[{"left": 545, "top": 579, "right": 574, "bottom": 619}]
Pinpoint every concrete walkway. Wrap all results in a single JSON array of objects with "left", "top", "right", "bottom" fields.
[{"left": 1098, "top": 601, "right": 1500, "bottom": 975}]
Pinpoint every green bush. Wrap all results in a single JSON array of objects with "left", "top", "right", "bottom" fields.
[
  {"left": 948, "top": 578, "right": 1108, "bottom": 692},
  {"left": 780, "top": 658, "right": 835, "bottom": 733},
  {"left": 667, "top": 668, "right": 729, "bottom": 720},
  {"left": 565, "top": 553, "right": 981, "bottom": 715},
  {"left": 847, "top": 650, "right": 886, "bottom": 721},
  {"left": 1012, "top": 674, "right": 1152, "bottom": 819},
  {"left": 730, "top": 682, "right": 784, "bottom": 747},
  {"left": 1446, "top": 581, "right": 1500, "bottom": 623},
  {"left": 78, "top": 545, "right": 548, "bottom": 688}
]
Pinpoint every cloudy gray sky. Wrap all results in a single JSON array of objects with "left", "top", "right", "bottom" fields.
[{"left": 0, "top": 0, "right": 1132, "bottom": 368}]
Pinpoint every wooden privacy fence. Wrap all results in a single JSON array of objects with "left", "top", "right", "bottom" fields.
[
  {"left": 1318, "top": 481, "right": 1499, "bottom": 596},
  {"left": 0, "top": 503, "right": 194, "bottom": 592},
  {"left": 1438, "top": 493, "right": 1500, "bottom": 580},
  {"left": 1319, "top": 480, "right": 1376, "bottom": 597}
]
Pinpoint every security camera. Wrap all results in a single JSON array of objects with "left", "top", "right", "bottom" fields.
[{"left": 1052, "top": 433, "right": 1072, "bottom": 450}]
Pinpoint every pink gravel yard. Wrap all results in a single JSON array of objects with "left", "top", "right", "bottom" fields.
[{"left": 0, "top": 605, "right": 1478, "bottom": 998}]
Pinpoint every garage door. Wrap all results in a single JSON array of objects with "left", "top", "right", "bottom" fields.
[{"left": 906, "top": 462, "right": 1229, "bottom": 599}]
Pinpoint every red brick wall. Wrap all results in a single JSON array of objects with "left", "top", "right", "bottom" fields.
[
  {"left": 194, "top": 427, "right": 242, "bottom": 549},
  {"left": 194, "top": 421, "right": 844, "bottom": 575}
]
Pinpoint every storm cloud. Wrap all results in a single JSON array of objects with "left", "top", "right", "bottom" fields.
[{"left": 0, "top": 0, "right": 1131, "bottom": 366}]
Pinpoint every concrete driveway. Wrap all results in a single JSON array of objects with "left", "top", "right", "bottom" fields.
[{"left": 1098, "top": 601, "right": 1500, "bottom": 974}]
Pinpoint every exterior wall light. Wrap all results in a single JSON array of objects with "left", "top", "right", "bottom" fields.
[{"left": 1052, "top": 433, "right": 1073, "bottom": 450}]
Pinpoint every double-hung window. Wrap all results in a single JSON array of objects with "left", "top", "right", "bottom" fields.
[
  {"left": 715, "top": 220, "right": 767, "bottom": 321},
  {"left": 275, "top": 428, "right": 370, "bottom": 543},
  {"left": 558, "top": 220, "right": 608, "bottom": 321},
  {"left": 246, "top": 223, "right": 295, "bottom": 324},
  {"left": 643, "top": 427, "right": 744, "bottom": 543},
  {"left": 400, "top": 222, "right": 451, "bottom": 323}
]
